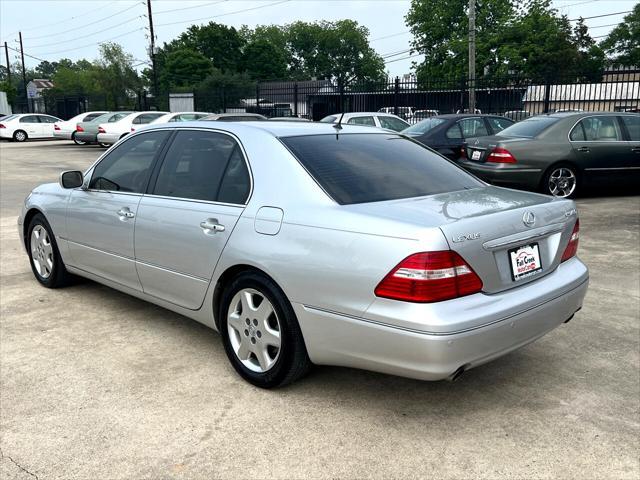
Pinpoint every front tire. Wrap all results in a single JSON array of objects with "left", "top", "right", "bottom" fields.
[
  {"left": 541, "top": 164, "right": 579, "bottom": 198},
  {"left": 219, "top": 271, "right": 310, "bottom": 388},
  {"left": 27, "top": 213, "right": 72, "bottom": 288},
  {"left": 13, "top": 130, "right": 27, "bottom": 142},
  {"left": 72, "top": 132, "right": 87, "bottom": 145}
]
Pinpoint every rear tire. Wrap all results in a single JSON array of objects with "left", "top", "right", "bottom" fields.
[
  {"left": 99, "top": 142, "right": 110, "bottom": 148},
  {"left": 541, "top": 163, "right": 579, "bottom": 198},
  {"left": 27, "top": 213, "right": 73, "bottom": 288},
  {"left": 13, "top": 130, "right": 27, "bottom": 142},
  {"left": 72, "top": 132, "right": 87, "bottom": 145},
  {"left": 219, "top": 271, "right": 311, "bottom": 388}
]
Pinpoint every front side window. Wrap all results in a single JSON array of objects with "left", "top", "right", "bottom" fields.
[
  {"left": 458, "top": 118, "right": 489, "bottom": 138},
  {"left": 90, "top": 131, "right": 170, "bottom": 193},
  {"left": 621, "top": 115, "right": 640, "bottom": 141},
  {"left": 152, "top": 130, "right": 250, "bottom": 203},
  {"left": 571, "top": 116, "right": 623, "bottom": 142},
  {"left": 281, "top": 133, "right": 482, "bottom": 205},
  {"left": 487, "top": 117, "right": 514, "bottom": 132},
  {"left": 379, "top": 116, "right": 410, "bottom": 132},
  {"left": 347, "top": 116, "right": 376, "bottom": 126}
]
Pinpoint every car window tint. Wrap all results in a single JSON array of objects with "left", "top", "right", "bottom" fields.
[
  {"left": 90, "top": 131, "right": 170, "bottom": 193},
  {"left": 446, "top": 124, "right": 463, "bottom": 139},
  {"left": 577, "top": 116, "right": 623, "bottom": 141},
  {"left": 153, "top": 130, "right": 240, "bottom": 202},
  {"left": 569, "top": 122, "right": 586, "bottom": 141},
  {"left": 379, "top": 116, "right": 409, "bottom": 132},
  {"left": 281, "top": 133, "right": 482, "bottom": 205},
  {"left": 84, "top": 113, "right": 103, "bottom": 122},
  {"left": 487, "top": 117, "right": 514, "bottom": 132},
  {"left": 218, "top": 145, "right": 251, "bottom": 204},
  {"left": 403, "top": 117, "right": 446, "bottom": 134},
  {"left": 620, "top": 115, "right": 640, "bottom": 141},
  {"left": 347, "top": 116, "right": 376, "bottom": 126},
  {"left": 20, "top": 115, "right": 40, "bottom": 123},
  {"left": 139, "top": 113, "right": 164, "bottom": 123},
  {"left": 497, "top": 116, "right": 560, "bottom": 137},
  {"left": 39, "top": 116, "right": 58, "bottom": 123},
  {"left": 459, "top": 118, "right": 488, "bottom": 138}
]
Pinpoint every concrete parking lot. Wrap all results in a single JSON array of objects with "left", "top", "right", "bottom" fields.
[{"left": 1, "top": 140, "right": 638, "bottom": 479}]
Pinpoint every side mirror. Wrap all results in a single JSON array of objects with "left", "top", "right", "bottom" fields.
[{"left": 60, "top": 170, "right": 84, "bottom": 189}]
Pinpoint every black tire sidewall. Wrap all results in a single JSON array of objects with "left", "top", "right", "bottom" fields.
[
  {"left": 542, "top": 163, "right": 579, "bottom": 198},
  {"left": 27, "top": 213, "right": 65, "bottom": 288},
  {"left": 219, "top": 272, "right": 304, "bottom": 388},
  {"left": 72, "top": 132, "right": 86, "bottom": 145},
  {"left": 14, "top": 130, "right": 27, "bottom": 142}
]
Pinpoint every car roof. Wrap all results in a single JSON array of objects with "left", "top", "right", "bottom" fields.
[
  {"left": 141, "top": 120, "right": 392, "bottom": 137},
  {"left": 433, "top": 114, "right": 500, "bottom": 119}
]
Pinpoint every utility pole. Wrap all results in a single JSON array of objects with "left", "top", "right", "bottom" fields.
[
  {"left": 468, "top": 0, "right": 476, "bottom": 113},
  {"left": 146, "top": 0, "right": 159, "bottom": 107},
  {"left": 4, "top": 42, "right": 10, "bottom": 83},
  {"left": 18, "top": 32, "right": 28, "bottom": 112}
]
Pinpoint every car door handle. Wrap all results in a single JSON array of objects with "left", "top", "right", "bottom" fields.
[
  {"left": 577, "top": 146, "right": 590, "bottom": 153},
  {"left": 200, "top": 218, "right": 225, "bottom": 233},
  {"left": 117, "top": 207, "right": 135, "bottom": 219}
]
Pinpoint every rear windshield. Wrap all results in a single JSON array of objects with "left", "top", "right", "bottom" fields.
[
  {"left": 402, "top": 117, "right": 446, "bottom": 134},
  {"left": 497, "top": 116, "right": 560, "bottom": 138},
  {"left": 320, "top": 115, "right": 337, "bottom": 123},
  {"left": 281, "top": 133, "right": 482, "bottom": 205}
]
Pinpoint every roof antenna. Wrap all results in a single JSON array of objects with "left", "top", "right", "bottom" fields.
[{"left": 333, "top": 112, "right": 345, "bottom": 131}]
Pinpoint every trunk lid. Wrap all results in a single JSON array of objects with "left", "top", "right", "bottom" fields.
[
  {"left": 345, "top": 186, "right": 578, "bottom": 294},
  {"left": 464, "top": 135, "right": 530, "bottom": 163}
]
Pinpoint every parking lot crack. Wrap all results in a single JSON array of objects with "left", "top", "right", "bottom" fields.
[{"left": 0, "top": 447, "right": 39, "bottom": 480}]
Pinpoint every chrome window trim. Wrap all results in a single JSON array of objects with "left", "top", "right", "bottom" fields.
[
  {"left": 84, "top": 126, "right": 254, "bottom": 206},
  {"left": 567, "top": 114, "right": 627, "bottom": 143}
]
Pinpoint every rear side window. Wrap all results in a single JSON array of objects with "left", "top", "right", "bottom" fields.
[
  {"left": 152, "top": 130, "right": 250, "bottom": 204},
  {"left": 571, "top": 116, "right": 623, "bottom": 141},
  {"left": 347, "top": 116, "right": 375, "bottom": 126},
  {"left": 379, "top": 116, "right": 409, "bottom": 132},
  {"left": 621, "top": 115, "right": 640, "bottom": 141},
  {"left": 487, "top": 117, "right": 514, "bottom": 132},
  {"left": 446, "top": 124, "right": 463, "bottom": 139},
  {"left": 84, "top": 113, "right": 103, "bottom": 122},
  {"left": 281, "top": 133, "right": 482, "bottom": 205},
  {"left": 458, "top": 118, "right": 488, "bottom": 138}
]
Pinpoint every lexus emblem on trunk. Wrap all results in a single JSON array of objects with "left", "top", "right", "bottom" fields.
[{"left": 522, "top": 211, "right": 536, "bottom": 227}]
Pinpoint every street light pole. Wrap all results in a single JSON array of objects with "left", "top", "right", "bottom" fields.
[
  {"left": 146, "top": 0, "right": 159, "bottom": 107},
  {"left": 18, "top": 32, "right": 28, "bottom": 112}
]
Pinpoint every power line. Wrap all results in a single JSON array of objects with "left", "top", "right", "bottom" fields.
[
  {"left": 384, "top": 53, "right": 421, "bottom": 65},
  {"left": 17, "top": 2, "right": 141, "bottom": 41},
  {"left": 155, "top": 0, "right": 228, "bottom": 15},
  {"left": 36, "top": 28, "right": 145, "bottom": 56},
  {"left": 568, "top": 10, "right": 631, "bottom": 21},
  {"left": 28, "top": 16, "right": 144, "bottom": 49},
  {"left": 156, "top": 0, "right": 291, "bottom": 27},
  {"left": 371, "top": 30, "right": 410, "bottom": 42}
]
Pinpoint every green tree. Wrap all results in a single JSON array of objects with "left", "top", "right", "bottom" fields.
[
  {"left": 601, "top": 4, "right": 640, "bottom": 66},
  {"left": 93, "top": 43, "right": 141, "bottom": 109},
  {"left": 194, "top": 69, "right": 254, "bottom": 112},
  {"left": 241, "top": 38, "right": 289, "bottom": 80},
  {"left": 160, "top": 48, "right": 213, "bottom": 88}
]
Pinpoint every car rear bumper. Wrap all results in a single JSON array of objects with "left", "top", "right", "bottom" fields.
[
  {"left": 457, "top": 159, "right": 543, "bottom": 190},
  {"left": 75, "top": 132, "right": 98, "bottom": 143},
  {"left": 96, "top": 132, "right": 120, "bottom": 145},
  {"left": 295, "top": 258, "right": 588, "bottom": 381},
  {"left": 0, "top": 130, "right": 13, "bottom": 139},
  {"left": 53, "top": 130, "right": 73, "bottom": 140}
]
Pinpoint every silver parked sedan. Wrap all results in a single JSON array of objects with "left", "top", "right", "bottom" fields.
[{"left": 18, "top": 122, "right": 589, "bottom": 388}]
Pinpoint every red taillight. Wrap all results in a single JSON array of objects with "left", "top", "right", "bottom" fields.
[
  {"left": 98, "top": 126, "right": 106, "bottom": 133},
  {"left": 76, "top": 124, "right": 84, "bottom": 132},
  {"left": 487, "top": 147, "right": 517, "bottom": 164},
  {"left": 460, "top": 146, "right": 467, "bottom": 159},
  {"left": 375, "top": 251, "right": 483, "bottom": 303},
  {"left": 54, "top": 124, "right": 61, "bottom": 131},
  {"left": 0, "top": 124, "right": 5, "bottom": 129},
  {"left": 561, "top": 219, "right": 580, "bottom": 262}
]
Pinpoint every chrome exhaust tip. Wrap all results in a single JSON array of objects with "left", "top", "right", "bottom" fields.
[{"left": 447, "top": 366, "right": 466, "bottom": 382}]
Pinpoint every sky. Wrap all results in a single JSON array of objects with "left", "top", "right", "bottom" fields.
[{"left": 0, "top": 0, "right": 636, "bottom": 79}]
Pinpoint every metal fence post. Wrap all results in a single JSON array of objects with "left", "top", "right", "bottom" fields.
[
  {"left": 294, "top": 82, "right": 299, "bottom": 117},
  {"left": 255, "top": 83, "right": 260, "bottom": 114},
  {"left": 339, "top": 79, "right": 344, "bottom": 113},
  {"left": 394, "top": 76, "right": 400, "bottom": 116},
  {"left": 543, "top": 80, "right": 551, "bottom": 113}
]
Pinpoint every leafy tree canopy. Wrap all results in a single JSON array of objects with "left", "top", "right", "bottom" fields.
[{"left": 600, "top": 4, "right": 640, "bottom": 67}]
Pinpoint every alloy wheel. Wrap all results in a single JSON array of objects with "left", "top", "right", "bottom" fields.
[
  {"left": 31, "top": 225, "right": 54, "bottom": 279},
  {"left": 227, "top": 288, "right": 281, "bottom": 373},
  {"left": 548, "top": 167, "right": 576, "bottom": 198},
  {"left": 14, "top": 131, "right": 26, "bottom": 142}
]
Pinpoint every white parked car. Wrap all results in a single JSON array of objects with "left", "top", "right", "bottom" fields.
[
  {"left": 96, "top": 111, "right": 168, "bottom": 146},
  {"left": 378, "top": 106, "right": 415, "bottom": 121},
  {"left": 0, "top": 113, "right": 63, "bottom": 142},
  {"left": 320, "top": 112, "right": 410, "bottom": 132},
  {"left": 149, "top": 112, "right": 211, "bottom": 124},
  {"left": 53, "top": 111, "right": 108, "bottom": 144}
]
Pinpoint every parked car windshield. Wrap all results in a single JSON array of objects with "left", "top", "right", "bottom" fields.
[
  {"left": 402, "top": 117, "right": 447, "bottom": 135},
  {"left": 496, "top": 116, "right": 560, "bottom": 138},
  {"left": 281, "top": 133, "right": 482, "bottom": 205}
]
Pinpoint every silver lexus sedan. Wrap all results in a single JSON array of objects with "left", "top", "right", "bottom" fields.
[{"left": 18, "top": 122, "right": 589, "bottom": 388}]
